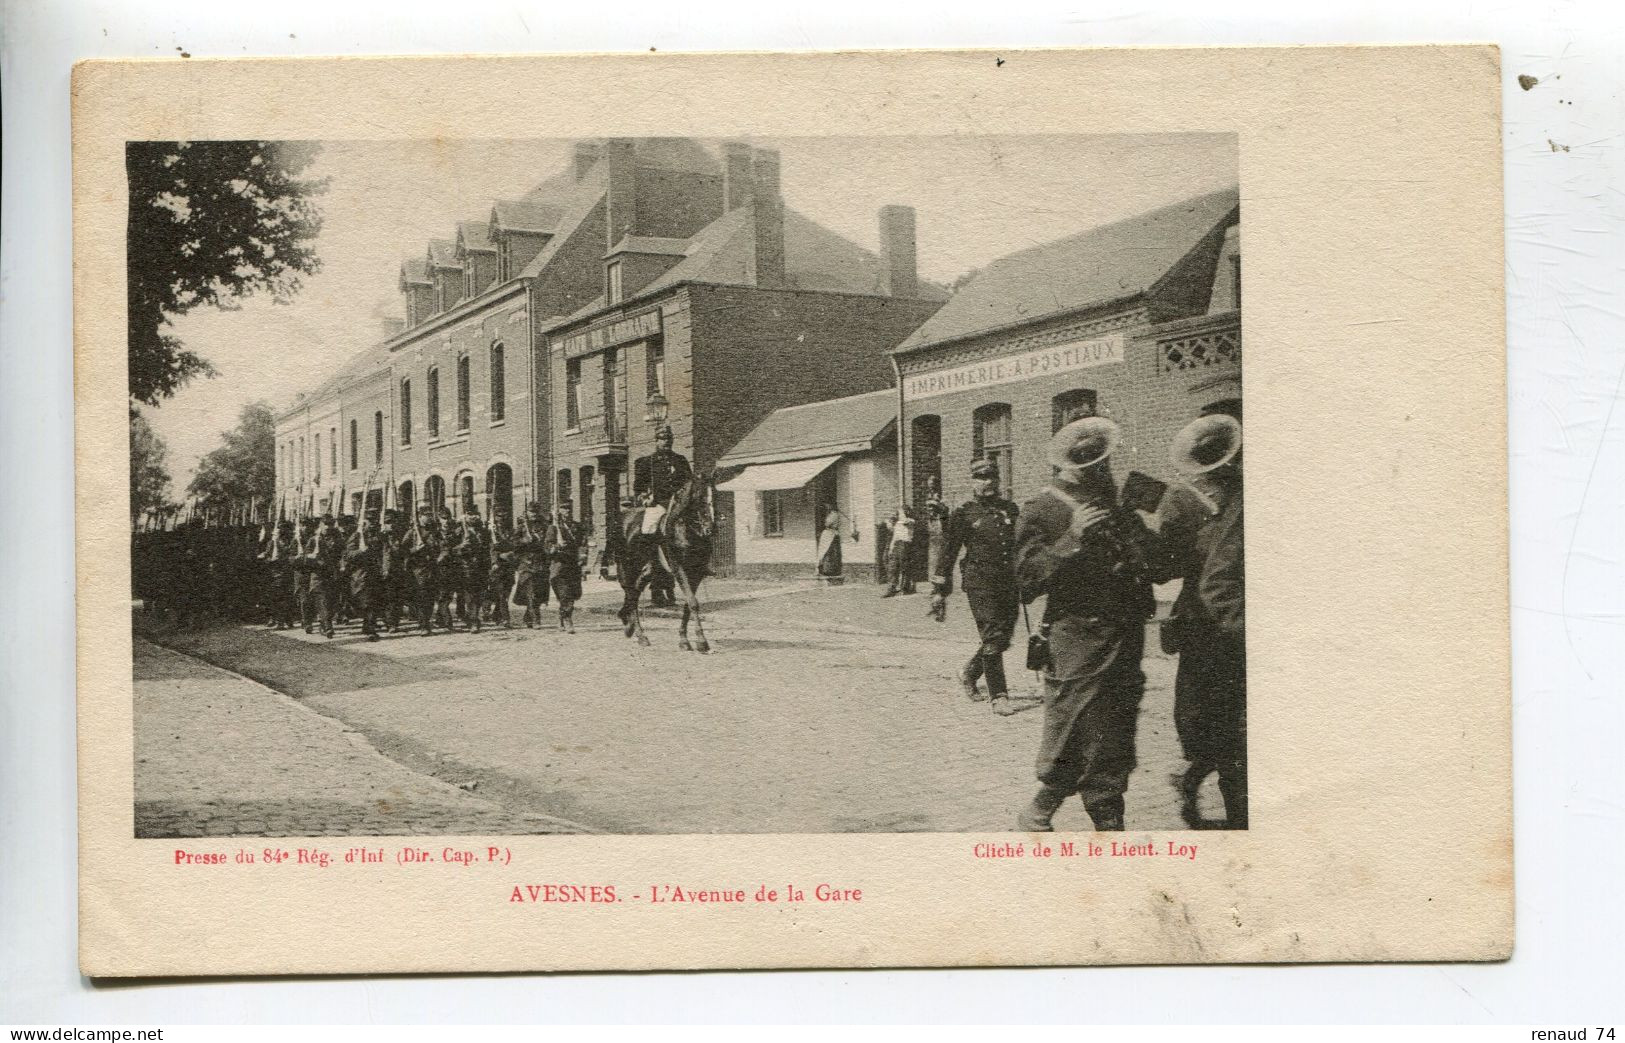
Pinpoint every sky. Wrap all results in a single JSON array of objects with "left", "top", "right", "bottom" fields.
[{"left": 139, "top": 133, "right": 1237, "bottom": 491}]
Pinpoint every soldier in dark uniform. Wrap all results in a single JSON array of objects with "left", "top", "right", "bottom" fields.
[
  {"left": 1152, "top": 407, "right": 1247, "bottom": 829},
  {"left": 344, "top": 509, "right": 384, "bottom": 641},
  {"left": 930, "top": 459, "right": 1028, "bottom": 716},
  {"left": 259, "top": 520, "right": 297, "bottom": 629},
  {"left": 487, "top": 516, "right": 517, "bottom": 628},
  {"left": 379, "top": 509, "right": 408, "bottom": 633},
  {"left": 305, "top": 513, "right": 344, "bottom": 639},
  {"left": 292, "top": 516, "right": 319, "bottom": 633},
  {"left": 404, "top": 506, "right": 442, "bottom": 636},
  {"left": 512, "top": 502, "right": 551, "bottom": 628},
  {"left": 545, "top": 499, "right": 587, "bottom": 633},
  {"left": 633, "top": 425, "right": 692, "bottom": 608},
  {"left": 434, "top": 508, "right": 459, "bottom": 629},
  {"left": 1013, "top": 417, "right": 1156, "bottom": 832},
  {"left": 455, "top": 512, "right": 491, "bottom": 634}
]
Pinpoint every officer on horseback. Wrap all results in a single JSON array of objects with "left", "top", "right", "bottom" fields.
[{"left": 632, "top": 424, "right": 693, "bottom": 536}]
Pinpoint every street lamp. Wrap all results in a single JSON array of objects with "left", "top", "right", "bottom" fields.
[{"left": 648, "top": 392, "right": 670, "bottom": 425}]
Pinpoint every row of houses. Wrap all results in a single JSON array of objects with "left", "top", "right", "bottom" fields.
[{"left": 274, "top": 137, "right": 1242, "bottom": 582}]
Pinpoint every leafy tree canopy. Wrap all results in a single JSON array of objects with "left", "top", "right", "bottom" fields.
[
  {"left": 129, "top": 411, "right": 172, "bottom": 520},
  {"left": 127, "top": 140, "right": 328, "bottom": 406},
  {"left": 187, "top": 400, "right": 277, "bottom": 511}
]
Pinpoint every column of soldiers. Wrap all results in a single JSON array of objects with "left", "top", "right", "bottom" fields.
[
  {"left": 132, "top": 498, "right": 593, "bottom": 639},
  {"left": 931, "top": 396, "right": 1246, "bottom": 832}
]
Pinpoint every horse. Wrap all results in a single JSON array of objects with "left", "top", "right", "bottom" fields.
[{"left": 616, "top": 474, "right": 716, "bottom": 652}]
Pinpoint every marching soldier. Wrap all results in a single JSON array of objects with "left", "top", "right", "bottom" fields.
[
  {"left": 344, "top": 509, "right": 384, "bottom": 641},
  {"left": 1013, "top": 417, "right": 1156, "bottom": 832},
  {"left": 930, "top": 459, "right": 1027, "bottom": 716},
  {"left": 512, "top": 502, "right": 551, "bottom": 628},
  {"left": 545, "top": 497, "right": 587, "bottom": 633},
  {"left": 305, "top": 513, "right": 344, "bottom": 639},
  {"left": 455, "top": 512, "right": 491, "bottom": 634},
  {"left": 379, "top": 509, "right": 409, "bottom": 633},
  {"left": 293, "top": 516, "right": 319, "bottom": 633},
  {"left": 259, "top": 520, "right": 297, "bottom": 629},
  {"left": 405, "top": 506, "right": 443, "bottom": 636},
  {"left": 1152, "top": 404, "right": 1247, "bottom": 829},
  {"left": 487, "top": 515, "right": 517, "bottom": 628},
  {"left": 434, "top": 507, "right": 459, "bottom": 629}
]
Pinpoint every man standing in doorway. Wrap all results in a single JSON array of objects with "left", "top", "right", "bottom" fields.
[{"left": 930, "top": 459, "right": 1027, "bottom": 717}]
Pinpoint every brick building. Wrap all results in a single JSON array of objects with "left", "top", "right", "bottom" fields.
[
  {"left": 272, "top": 138, "right": 946, "bottom": 553},
  {"left": 893, "top": 188, "right": 1242, "bottom": 513},
  {"left": 537, "top": 142, "right": 945, "bottom": 565}
]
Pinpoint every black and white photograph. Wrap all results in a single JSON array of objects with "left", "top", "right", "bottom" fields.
[
  {"left": 125, "top": 133, "right": 1251, "bottom": 842},
  {"left": 126, "top": 133, "right": 1247, "bottom": 839}
]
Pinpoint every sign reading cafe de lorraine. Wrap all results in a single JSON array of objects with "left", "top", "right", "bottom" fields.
[{"left": 904, "top": 334, "right": 1126, "bottom": 400}]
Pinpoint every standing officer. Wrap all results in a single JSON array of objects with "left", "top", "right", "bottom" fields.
[
  {"left": 1013, "top": 417, "right": 1155, "bottom": 832},
  {"left": 929, "top": 459, "right": 1027, "bottom": 716}
]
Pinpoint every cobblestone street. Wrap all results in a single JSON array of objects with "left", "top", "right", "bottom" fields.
[{"left": 136, "top": 576, "right": 1219, "bottom": 836}]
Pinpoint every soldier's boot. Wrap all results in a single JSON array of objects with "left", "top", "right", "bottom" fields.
[
  {"left": 1217, "top": 767, "right": 1248, "bottom": 830},
  {"left": 1016, "top": 785, "right": 1070, "bottom": 832},
  {"left": 1085, "top": 798, "right": 1125, "bottom": 832},
  {"left": 959, "top": 657, "right": 986, "bottom": 702}
]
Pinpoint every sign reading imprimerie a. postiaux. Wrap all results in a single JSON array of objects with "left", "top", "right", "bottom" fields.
[{"left": 904, "top": 334, "right": 1126, "bottom": 400}]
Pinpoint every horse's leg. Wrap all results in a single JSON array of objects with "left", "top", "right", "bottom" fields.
[
  {"left": 660, "top": 547, "right": 709, "bottom": 654},
  {"left": 678, "top": 602, "right": 691, "bottom": 652}
]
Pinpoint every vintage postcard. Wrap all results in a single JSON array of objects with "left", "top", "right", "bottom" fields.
[{"left": 73, "top": 47, "right": 1510, "bottom": 975}]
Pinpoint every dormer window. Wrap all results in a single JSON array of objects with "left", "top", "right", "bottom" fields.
[
  {"left": 464, "top": 259, "right": 475, "bottom": 300},
  {"left": 497, "top": 237, "right": 512, "bottom": 282},
  {"left": 606, "top": 260, "right": 624, "bottom": 305}
]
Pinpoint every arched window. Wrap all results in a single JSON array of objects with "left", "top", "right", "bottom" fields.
[
  {"left": 1052, "top": 389, "right": 1098, "bottom": 432},
  {"left": 489, "top": 342, "right": 505, "bottom": 422},
  {"left": 374, "top": 411, "right": 384, "bottom": 464},
  {"left": 972, "top": 402, "right": 1014, "bottom": 500},
  {"left": 427, "top": 367, "right": 440, "bottom": 438},
  {"left": 456, "top": 354, "right": 472, "bottom": 431},
  {"left": 556, "top": 469, "right": 572, "bottom": 513},
  {"left": 457, "top": 473, "right": 476, "bottom": 515},
  {"left": 349, "top": 418, "right": 359, "bottom": 471},
  {"left": 397, "top": 480, "right": 415, "bottom": 514},
  {"left": 423, "top": 474, "right": 446, "bottom": 512},
  {"left": 485, "top": 463, "right": 513, "bottom": 528},
  {"left": 910, "top": 414, "right": 942, "bottom": 506},
  {"left": 399, "top": 378, "right": 412, "bottom": 445}
]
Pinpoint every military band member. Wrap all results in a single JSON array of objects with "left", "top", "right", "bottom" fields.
[
  {"left": 512, "top": 502, "right": 551, "bottom": 628},
  {"left": 930, "top": 459, "right": 1026, "bottom": 716},
  {"left": 1152, "top": 405, "right": 1247, "bottom": 829},
  {"left": 1014, "top": 417, "right": 1156, "bottom": 832},
  {"left": 344, "top": 509, "right": 384, "bottom": 641}
]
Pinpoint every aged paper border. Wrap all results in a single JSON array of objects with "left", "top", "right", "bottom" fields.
[{"left": 73, "top": 47, "right": 1511, "bottom": 975}]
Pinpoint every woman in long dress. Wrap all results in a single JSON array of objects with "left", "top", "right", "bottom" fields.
[{"left": 816, "top": 506, "right": 858, "bottom": 578}]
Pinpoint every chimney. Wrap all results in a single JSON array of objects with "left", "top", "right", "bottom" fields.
[
  {"left": 878, "top": 205, "right": 919, "bottom": 298},
  {"left": 722, "top": 141, "right": 754, "bottom": 212},
  {"left": 604, "top": 138, "right": 637, "bottom": 248},
  {"left": 573, "top": 141, "right": 601, "bottom": 181},
  {"left": 751, "top": 147, "right": 785, "bottom": 290}
]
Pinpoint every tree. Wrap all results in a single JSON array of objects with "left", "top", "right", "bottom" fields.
[
  {"left": 188, "top": 401, "right": 277, "bottom": 517},
  {"left": 126, "top": 140, "right": 328, "bottom": 407},
  {"left": 129, "top": 411, "right": 173, "bottom": 523}
]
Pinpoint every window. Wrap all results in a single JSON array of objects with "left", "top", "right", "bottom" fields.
[
  {"left": 298, "top": 437, "right": 305, "bottom": 482},
  {"left": 910, "top": 414, "right": 942, "bottom": 506},
  {"left": 646, "top": 338, "right": 665, "bottom": 399},
  {"left": 556, "top": 469, "right": 572, "bottom": 512},
  {"left": 456, "top": 355, "right": 471, "bottom": 431},
  {"left": 399, "top": 379, "right": 412, "bottom": 445},
  {"left": 427, "top": 367, "right": 440, "bottom": 438},
  {"left": 497, "top": 238, "right": 511, "bottom": 282},
  {"left": 329, "top": 427, "right": 337, "bottom": 474},
  {"left": 579, "top": 466, "right": 595, "bottom": 530},
  {"left": 759, "top": 491, "right": 786, "bottom": 537},
  {"left": 463, "top": 260, "right": 475, "bottom": 300},
  {"left": 606, "top": 261, "right": 624, "bottom": 305},
  {"left": 314, "top": 433, "right": 321, "bottom": 481},
  {"left": 349, "top": 418, "right": 359, "bottom": 471},
  {"left": 436, "top": 275, "right": 449, "bottom": 313},
  {"left": 489, "top": 342, "right": 505, "bottom": 422},
  {"left": 565, "top": 357, "right": 582, "bottom": 429},
  {"left": 1051, "top": 389, "right": 1098, "bottom": 432},
  {"left": 972, "top": 402, "right": 1014, "bottom": 500},
  {"left": 457, "top": 473, "right": 476, "bottom": 515},
  {"left": 373, "top": 411, "right": 384, "bottom": 464},
  {"left": 423, "top": 474, "right": 445, "bottom": 512}
]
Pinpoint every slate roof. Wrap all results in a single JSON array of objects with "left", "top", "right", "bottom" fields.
[
  {"left": 426, "top": 239, "right": 460, "bottom": 270},
  {"left": 399, "top": 255, "right": 431, "bottom": 287},
  {"left": 608, "top": 235, "right": 692, "bottom": 258},
  {"left": 894, "top": 188, "right": 1240, "bottom": 354},
  {"left": 716, "top": 389, "right": 898, "bottom": 467},
  {"left": 491, "top": 199, "right": 563, "bottom": 234},
  {"left": 456, "top": 220, "right": 495, "bottom": 253}
]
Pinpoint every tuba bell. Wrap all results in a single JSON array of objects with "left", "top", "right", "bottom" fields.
[{"left": 1168, "top": 414, "right": 1242, "bottom": 476}]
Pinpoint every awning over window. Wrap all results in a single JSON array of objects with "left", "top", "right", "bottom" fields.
[{"left": 716, "top": 455, "right": 842, "bottom": 493}]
